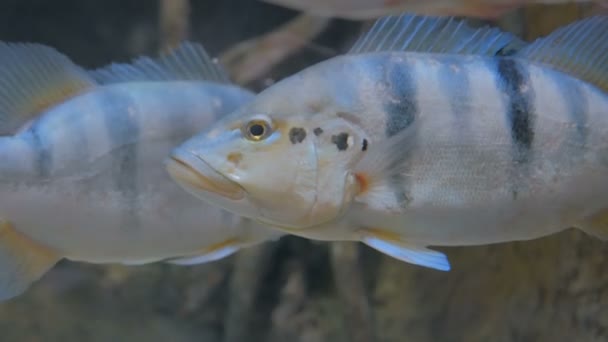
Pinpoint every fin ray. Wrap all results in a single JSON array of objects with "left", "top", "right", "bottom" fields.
[
  {"left": 165, "top": 238, "right": 243, "bottom": 265},
  {"left": 166, "top": 246, "right": 240, "bottom": 265},
  {"left": 0, "top": 42, "right": 97, "bottom": 135},
  {"left": 349, "top": 14, "right": 525, "bottom": 56},
  {"left": 0, "top": 221, "right": 61, "bottom": 300},
  {"left": 515, "top": 15, "right": 608, "bottom": 93},
  {"left": 89, "top": 41, "right": 230, "bottom": 85},
  {"left": 362, "top": 234, "right": 450, "bottom": 271},
  {"left": 353, "top": 116, "right": 423, "bottom": 197}
]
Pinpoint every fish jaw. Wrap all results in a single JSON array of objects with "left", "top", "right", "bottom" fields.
[{"left": 166, "top": 148, "right": 245, "bottom": 201}]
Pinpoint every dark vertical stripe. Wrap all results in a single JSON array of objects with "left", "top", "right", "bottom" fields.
[
  {"left": 22, "top": 99, "right": 89, "bottom": 181},
  {"left": 101, "top": 89, "right": 141, "bottom": 231},
  {"left": 559, "top": 76, "right": 589, "bottom": 148},
  {"left": 496, "top": 58, "right": 536, "bottom": 164},
  {"left": 221, "top": 208, "right": 235, "bottom": 232},
  {"left": 28, "top": 126, "right": 51, "bottom": 178},
  {"left": 384, "top": 63, "right": 416, "bottom": 138},
  {"left": 495, "top": 58, "right": 536, "bottom": 199},
  {"left": 382, "top": 58, "right": 417, "bottom": 207}
]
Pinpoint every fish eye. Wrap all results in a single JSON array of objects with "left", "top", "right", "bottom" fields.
[{"left": 243, "top": 116, "right": 273, "bottom": 141}]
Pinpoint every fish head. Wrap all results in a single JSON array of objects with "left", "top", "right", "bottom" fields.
[
  {"left": 167, "top": 110, "right": 320, "bottom": 229},
  {"left": 167, "top": 106, "right": 367, "bottom": 231}
]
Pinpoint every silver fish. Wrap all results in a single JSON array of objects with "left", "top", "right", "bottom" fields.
[
  {"left": 168, "top": 14, "right": 608, "bottom": 272},
  {"left": 0, "top": 42, "right": 282, "bottom": 301}
]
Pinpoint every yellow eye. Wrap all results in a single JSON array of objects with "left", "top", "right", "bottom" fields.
[{"left": 243, "top": 118, "right": 272, "bottom": 141}]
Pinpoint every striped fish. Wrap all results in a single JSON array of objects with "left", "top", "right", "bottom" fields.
[
  {"left": 261, "top": 0, "right": 606, "bottom": 19},
  {"left": 168, "top": 14, "right": 608, "bottom": 272},
  {"left": 0, "top": 42, "right": 282, "bottom": 301}
]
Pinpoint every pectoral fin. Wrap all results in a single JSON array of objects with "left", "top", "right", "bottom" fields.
[
  {"left": 165, "top": 238, "right": 242, "bottom": 266},
  {"left": 0, "top": 220, "right": 61, "bottom": 300},
  {"left": 361, "top": 228, "right": 450, "bottom": 271}
]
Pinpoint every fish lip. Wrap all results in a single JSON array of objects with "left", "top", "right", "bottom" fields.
[{"left": 166, "top": 151, "right": 245, "bottom": 201}]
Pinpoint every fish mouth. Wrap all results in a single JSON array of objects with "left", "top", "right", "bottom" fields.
[{"left": 166, "top": 152, "right": 245, "bottom": 201}]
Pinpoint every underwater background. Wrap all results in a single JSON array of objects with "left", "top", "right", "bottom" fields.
[{"left": 0, "top": 1, "right": 607, "bottom": 341}]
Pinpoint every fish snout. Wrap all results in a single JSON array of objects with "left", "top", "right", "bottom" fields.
[{"left": 166, "top": 150, "right": 245, "bottom": 201}]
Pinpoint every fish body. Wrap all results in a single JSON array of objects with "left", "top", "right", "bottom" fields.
[
  {"left": 195, "top": 51, "right": 608, "bottom": 246},
  {"left": 169, "top": 15, "right": 608, "bottom": 271},
  {"left": 0, "top": 42, "right": 281, "bottom": 300},
  {"left": 261, "top": 0, "right": 603, "bottom": 19}
]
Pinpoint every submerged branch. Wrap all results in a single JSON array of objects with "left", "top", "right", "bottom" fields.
[
  {"left": 331, "top": 242, "right": 376, "bottom": 342},
  {"left": 159, "top": 0, "right": 191, "bottom": 52},
  {"left": 223, "top": 244, "right": 276, "bottom": 342},
  {"left": 220, "top": 14, "right": 331, "bottom": 85}
]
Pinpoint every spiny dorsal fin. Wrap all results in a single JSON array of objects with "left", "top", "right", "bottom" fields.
[
  {"left": 515, "top": 15, "right": 608, "bottom": 93},
  {"left": 89, "top": 41, "right": 231, "bottom": 85},
  {"left": 349, "top": 14, "right": 525, "bottom": 56},
  {"left": 0, "top": 42, "right": 97, "bottom": 135}
]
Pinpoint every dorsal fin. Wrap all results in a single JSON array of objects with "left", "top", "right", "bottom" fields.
[
  {"left": 349, "top": 14, "right": 526, "bottom": 56},
  {"left": 89, "top": 41, "right": 231, "bottom": 85},
  {"left": 0, "top": 42, "right": 97, "bottom": 135},
  {"left": 515, "top": 15, "right": 608, "bottom": 93}
]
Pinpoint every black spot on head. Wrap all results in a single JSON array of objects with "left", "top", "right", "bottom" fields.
[
  {"left": 331, "top": 132, "right": 349, "bottom": 151},
  {"left": 362, "top": 139, "right": 368, "bottom": 151},
  {"left": 289, "top": 127, "right": 307, "bottom": 144},
  {"left": 313, "top": 127, "right": 323, "bottom": 136}
]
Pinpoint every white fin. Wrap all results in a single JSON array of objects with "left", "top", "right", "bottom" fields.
[
  {"left": 89, "top": 41, "right": 231, "bottom": 85},
  {"left": 515, "top": 15, "right": 608, "bottom": 93},
  {"left": 0, "top": 220, "right": 62, "bottom": 300},
  {"left": 166, "top": 246, "right": 240, "bottom": 266},
  {"left": 362, "top": 235, "right": 450, "bottom": 271},
  {"left": 164, "top": 239, "right": 243, "bottom": 266},
  {"left": 121, "top": 257, "right": 164, "bottom": 266},
  {"left": 349, "top": 14, "right": 525, "bottom": 56},
  {"left": 0, "top": 42, "right": 97, "bottom": 135}
]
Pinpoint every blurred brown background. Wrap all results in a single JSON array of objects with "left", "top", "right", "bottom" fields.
[{"left": 0, "top": 1, "right": 606, "bottom": 341}]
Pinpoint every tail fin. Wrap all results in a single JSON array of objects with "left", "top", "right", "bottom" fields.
[
  {"left": 515, "top": 15, "right": 608, "bottom": 93},
  {"left": 0, "top": 221, "right": 61, "bottom": 300}
]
